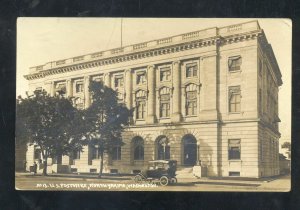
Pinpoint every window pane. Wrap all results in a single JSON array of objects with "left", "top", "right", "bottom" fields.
[
  {"left": 229, "top": 57, "right": 242, "bottom": 71},
  {"left": 228, "top": 139, "right": 241, "bottom": 160},
  {"left": 112, "top": 147, "right": 121, "bottom": 160}
]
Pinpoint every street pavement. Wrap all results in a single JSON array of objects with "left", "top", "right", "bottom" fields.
[{"left": 15, "top": 172, "right": 291, "bottom": 192}]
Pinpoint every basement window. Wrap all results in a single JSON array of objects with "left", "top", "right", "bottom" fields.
[{"left": 229, "top": 171, "right": 240, "bottom": 176}]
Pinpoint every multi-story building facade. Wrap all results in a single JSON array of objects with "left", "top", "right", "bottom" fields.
[{"left": 23, "top": 21, "right": 282, "bottom": 177}]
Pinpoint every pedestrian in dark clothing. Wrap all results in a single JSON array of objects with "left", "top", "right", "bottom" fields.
[
  {"left": 23, "top": 160, "right": 27, "bottom": 172},
  {"left": 33, "top": 162, "right": 37, "bottom": 175}
]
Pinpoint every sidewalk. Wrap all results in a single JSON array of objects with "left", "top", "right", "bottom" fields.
[
  {"left": 16, "top": 172, "right": 287, "bottom": 186},
  {"left": 16, "top": 172, "right": 134, "bottom": 181}
]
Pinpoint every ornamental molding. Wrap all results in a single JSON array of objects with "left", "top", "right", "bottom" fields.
[{"left": 24, "top": 30, "right": 262, "bottom": 81}]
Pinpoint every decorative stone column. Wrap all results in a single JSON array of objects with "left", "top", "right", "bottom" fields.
[
  {"left": 125, "top": 69, "right": 132, "bottom": 109},
  {"left": 104, "top": 72, "right": 111, "bottom": 88},
  {"left": 146, "top": 65, "right": 156, "bottom": 124},
  {"left": 66, "top": 79, "right": 73, "bottom": 98},
  {"left": 171, "top": 60, "right": 182, "bottom": 122},
  {"left": 50, "top": 81, "right": 55, "bottom": 96},
  {"left": 84, "top": 76, "right": 91, "bottom": 109},
  {"left": 199, "top": 55, "right": 218, "bottom": 121}
]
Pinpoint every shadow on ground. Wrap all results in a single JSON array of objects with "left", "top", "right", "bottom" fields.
[
  {"left": 192, "top": 181, "right": 260, "bottom": 187},
  {"left": 24, "top": 174, "right": 131, "bottom": 181}
]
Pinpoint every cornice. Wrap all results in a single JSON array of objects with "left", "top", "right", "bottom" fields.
[
  {"left": 24, "top": 37, "right": 220, "bottom": 80},
  {"left": 24, "top": 28, "right": 263, "bottom": 81}
]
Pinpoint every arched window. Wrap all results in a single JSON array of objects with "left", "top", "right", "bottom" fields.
[
  {"left": 132, "top": 136, "right": 144, "bottom": 160},
  {"left": 159, "top": 87, "right": 171, "bottom": 118},
  {"left": 156, "top": 136, "right": 170, "bottom": 160},
  {"left": 185, "top": 84, "right": 197, "bottom": 116},
  {"left": 136, "top": 90, "right": 146, "bottom": 120}
]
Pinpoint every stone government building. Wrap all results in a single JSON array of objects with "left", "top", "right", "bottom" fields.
[{"left": 21, "top": 20, "right": 282, "bottom": 178}]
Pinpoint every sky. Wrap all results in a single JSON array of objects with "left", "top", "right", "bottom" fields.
[{"left": 17, "top": 18, "right": 291, "bottom": 144}]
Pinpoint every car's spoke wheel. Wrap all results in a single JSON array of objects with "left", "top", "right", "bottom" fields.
[
  {"left": 134, "top": 175, "right": 143, "bottom": 183},
  {"left": 159, "top": 176, "right": 169, "bottom": 186}
]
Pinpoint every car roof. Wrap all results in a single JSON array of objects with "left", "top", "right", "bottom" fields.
[{"left": 148, "top": 160, "right": 176, "bottom": 164}]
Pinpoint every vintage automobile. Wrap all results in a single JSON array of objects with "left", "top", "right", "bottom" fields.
[{"left": 134, "top": 160, "right": 177, "bottom": 186}]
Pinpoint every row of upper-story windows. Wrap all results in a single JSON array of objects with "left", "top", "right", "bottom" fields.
[
  {"left": 135, "top": 84, "right": 199, "bottom": 120},
  {"left": 51, "top": 56, "right": 243, "bottom": 95},
  {"left": 40, "top": 82, "right": 241, "bottom": 116}
]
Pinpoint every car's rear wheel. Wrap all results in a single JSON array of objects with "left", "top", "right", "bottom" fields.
[
  {"left": 159, "top": 176, "right": 169, "bottom": 186},
  {"left": 134, "top": 175, "right": 143, "bottom": 183}
]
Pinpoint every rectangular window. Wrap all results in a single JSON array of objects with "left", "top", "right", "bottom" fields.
[
  {"left": 136, "top": 101, "right": 146, "bottom": 119},
  {"left": 35, "top": 87, "right": 42, "bottom": 94},
  {"left": 228, "top": 139, "right": 241, "bottom": 160},
  {"left": 136, "top": 72, "right": 146, "bottom": 84},
  {"left": 160, "top": 102, "right": 170, "bottom": 117},
  {"left": 91, "top": 146, "right": 100, "bottom": 159},
  {"left": 186, "top": 63, "right": 198, "bottom": 78},
  {"left": 229, "top": 171, "right": 240, "bottom": 176},
  {"left": 112, "top": 146, "right": 121, "bottom": 160},
  {"left": 75, "top": 82, "right": 84, "bottom": 93},
  {"left": 73, "top": 150, "right": 81, "bottom": 159},
  {"left": 229, "top": 86, "right": 241, "bottom": 113},
  {"left": 160, "top": 67, "right": 171, "bottom": 81},
  {"left": 186, "top": 91, "right": 197, "bottom": 116},
  {"left": 160, "top": 94, "right": 170, "bottom": 117},
  {"left": 55, "top": 83, "right": 66, "bottom": 96},
  {"left": 228, "top": 56, "right": 242, "bottom": 71},
  {"left": 187, "top": 101, "right": 197, "bottom": 115},
  {"left": 34, "top": 146, "right": 41, "bottom": 159},
  {"left": 114, "top": 76, "right": 124, "bottom": 88}
]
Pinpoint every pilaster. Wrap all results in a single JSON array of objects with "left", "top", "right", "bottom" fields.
[
  {"left": 146, "top": 65, "right": 156, "bottom": 124},
  {"left": 50, "top": 81, "right": 55, "bottom": 97},
  {"left": 125, "top": 69, "right": 133, "bottom": 109},
  {"left": 66, "top": 79, "right": 73, "bottom": 98},
  {"left": 104, "top": 72, "right": 111, "bottom": 88},
  {"left": 171, "top": 60, "right": 182, "bottom": 122},
  {"left": 199, "top": 55, "right": 219, "bottom": 121}
]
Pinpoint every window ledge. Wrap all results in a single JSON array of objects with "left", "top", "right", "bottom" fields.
[
  {"left": 159, "top": 117, "right": 170, "bottom": 120},
  {"left": 228, "top": 112, "right": 241, "bottom": 115},
  {"left": 185, "top": 115, "right": 197, "bottom": 118},
  {"left": 228, "top": 159, "right": 241, "bottom": 162},
  {"left": 185, "top": 76, "right": 198, "bottom": 79},
  {"left": 229, "top": 70, "right": 242, "bottom": 73},
  {"left": 135, "top": 119, "right": 145, "bottom": 121}
]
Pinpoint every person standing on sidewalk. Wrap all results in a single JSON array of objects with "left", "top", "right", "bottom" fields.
[
  {"left": 23, "top": 160, "right": 27, "bottom": 172},
  {"left": 33, "top": 162, "right": 37, "bottom": 175}
]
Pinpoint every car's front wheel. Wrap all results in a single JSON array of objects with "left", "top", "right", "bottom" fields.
[
  {"left": 134, "top": 175, "right": 143, "bottom": 183},
  {"left": 170, "top": 177, "right": 177, "bottom": 184},
  {"left": 159, "top": 176, "right": 169, "bottom": 186}
]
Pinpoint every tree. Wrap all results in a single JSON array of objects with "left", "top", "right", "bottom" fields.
[
  {"left": 281, "top": 141, "right": 291, "bottom": 159},
  {"left": 16, "top": 90, "right": 85, "bottom": 175},
  {"left": 85, "top": 81, "right": 132, "bottom": 178},
  {"left": 281, "top": 142, "right": 291, "bottom": 151}
]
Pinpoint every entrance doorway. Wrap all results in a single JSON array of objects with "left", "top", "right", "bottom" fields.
[
  {"left": 156, "top": 136, "right": 170, "bottom": 160},
  {"left": 182, "top": 134, "right": 197, "bottom": 166}
]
